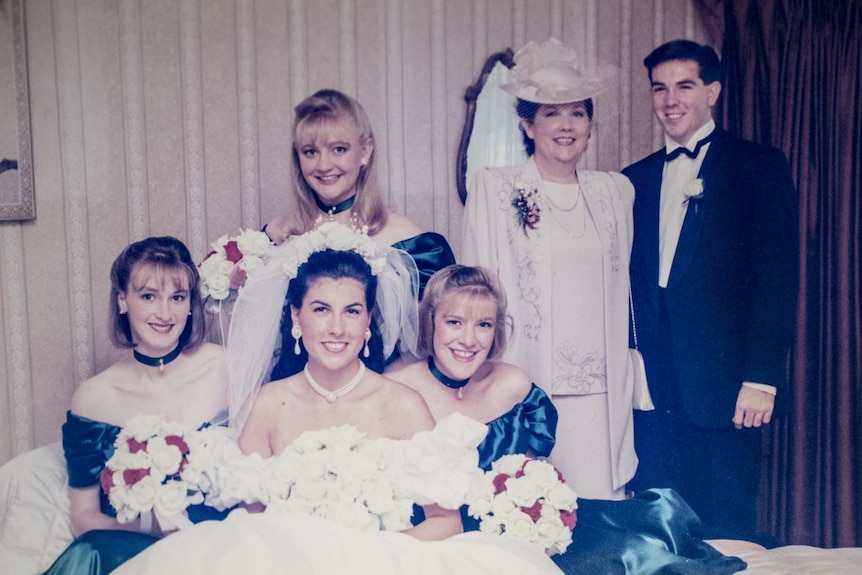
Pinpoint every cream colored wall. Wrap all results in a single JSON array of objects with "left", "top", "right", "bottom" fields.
[{"left": 0, "top": 0, "right": 708, "bottom": 465}]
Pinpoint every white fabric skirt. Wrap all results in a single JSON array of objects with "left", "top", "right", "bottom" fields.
[
  {"left": 114, "top": 508, "right": 563, "bottom": 575},
  {"left": 548, "top": 393, "right": 625, "bottom": 500}
]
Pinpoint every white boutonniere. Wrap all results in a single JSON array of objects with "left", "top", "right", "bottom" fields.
[{"left": 683, "top": 178, "right": 705, "bottom": 213}]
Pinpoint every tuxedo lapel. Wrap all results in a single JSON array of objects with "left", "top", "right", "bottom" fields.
[
  {"left": 665, "top": 136, "right": 724, "bottom": 290},
  {"left": 638, "top": 155, "right": 664, "bottom": 306}
]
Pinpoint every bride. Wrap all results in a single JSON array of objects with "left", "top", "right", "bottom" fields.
[{"left": 114, "top": 223, "right": 563, "bottom": 574}]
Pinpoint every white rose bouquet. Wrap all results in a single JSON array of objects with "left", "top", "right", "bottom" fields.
[
  {"left": 198, "top": 228, "right": 275, "bottom": 301},
  {"left": 99, "top": 415, "right": 220, "bottom": 531},
  {"left": 260, "top": 425, "right": 414, "bottom": 532},
  {"left": 467, "top": 454, "right": 578, "bottom": 556}
]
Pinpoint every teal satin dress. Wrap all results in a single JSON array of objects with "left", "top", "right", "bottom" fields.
[
  {"left": 472, "top": 386, "right": 747, "bottom": 575},
  {"left": 43, "top": 413, "right": 228, "bottom": 575}
]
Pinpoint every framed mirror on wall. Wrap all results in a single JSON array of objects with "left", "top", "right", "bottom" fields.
[
  {"left": 0, "top": 0, "right": 34, "bottom": 221},
  {"left": 455, "top": 48, "right": 527, "bottom": 205}
]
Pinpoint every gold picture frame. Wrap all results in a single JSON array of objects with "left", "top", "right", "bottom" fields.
[{"left": 0, "top": 0, "right": 34, "bottom": 221}]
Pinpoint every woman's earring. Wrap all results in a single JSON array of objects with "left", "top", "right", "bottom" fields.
[
  {"left": 292, "top": 325, "right": 302, "bottom": 355},
  {"left": 363, "top": 328, "right": 371, "bottom": 358}
]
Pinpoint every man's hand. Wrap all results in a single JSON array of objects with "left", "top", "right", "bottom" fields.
[{"left": 732, "top": 386, "right": 775, "bottom": 429}]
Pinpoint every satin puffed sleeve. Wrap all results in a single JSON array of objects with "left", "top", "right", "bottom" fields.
[
  {"left": 378, "top": 413, "right": 487, "bottom": 510},
  {"left": 391, "top": 232, "right": 456, "bottom": 299},
  {"left": 62, "top": 411, "right": 121, "bottom": 490},
  {"left": 478, "top": 384, "right": 557, "bottom": 470}
]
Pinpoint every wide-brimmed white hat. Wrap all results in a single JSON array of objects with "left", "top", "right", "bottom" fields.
[{"left": 501, "top": 38, "right": 611, "bottom": 104}]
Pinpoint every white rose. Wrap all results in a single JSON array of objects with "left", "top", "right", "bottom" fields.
[
  {"left": 202, "top": 271, "right": 231, "bottom": 300},
  {"left": 504, "top": 476, "right": 543, "bottom": 507},
  {"left": 363, "top": 479, "right": 396, "bottom": 514},
  {"left": 107, "top": 482, "right": 130, "bottom": 511},
  {"left": 535, "top": 516, "right": 570, "bottom": 550},
  {"left": 503, "top": 510, "right": 537, "bottom": 540},
  {"left": 467, "top": 494, "right": 493, "bottom": 518},
  {"left": 153, "top": 480, "right": 191, "bottom": 519},
  {"left": 292, "top": 431, "right": 325, "bottom": 454},
  {"left": 236, "top": 229, "right": 273, "bottom": 256},
  {"left": 479, "top": 516, "right": 504, "bottom": 536},
  {"left": 379, "top": 500, "right": 414, "bottom": 531},
  {"left": 292, "top": 475, "right": 328, "bottom": 503},
  {"left": 522, "top": 460, "right": 560, "bottom": 490},
  {"left": 493, "top": 454, "right": 528, "bottom": 475},
  {"left": 544, "top": 483, "right": 578, "bottom": 510},
  {"left": 125, "top": 475, "right": 158, "bottom": 513},
  {"left": 147, "top": 437, "right": 184, "bottom": 476},
  {"left": 109, "top": 448, "right": 151, "bottom": 472},
  {"left": 491, "top": 491, "right": 517, "bottom": 516},
  {"left": 123, "top": 414, "right": 165, "bottom": 440}
]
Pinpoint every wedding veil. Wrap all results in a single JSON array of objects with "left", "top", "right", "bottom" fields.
[{"left": 224, "top": 223, "right": 420, "bottom": 436}]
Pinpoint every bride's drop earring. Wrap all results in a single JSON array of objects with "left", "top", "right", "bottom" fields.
[
  {"left": 292, "top": 325, "right": 302, "bottom": 355},
  {"left": 363, "top": 328, "right": 371, "bottom": 358}
]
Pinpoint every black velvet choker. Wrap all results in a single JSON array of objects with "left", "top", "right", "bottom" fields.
[
  {"left": 313, "top": 193, "right": 355, "bottom": 216},
  {"left": 133, "top": 345, "right": 182, "bottom": 372},
  {"left": 427, "top": 356, "right": 470, "bottom": 390}
]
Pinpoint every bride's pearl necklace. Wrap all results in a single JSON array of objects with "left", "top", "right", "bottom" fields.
[{"left": 304, "top": 361, "right": 366, "bottom": 403}]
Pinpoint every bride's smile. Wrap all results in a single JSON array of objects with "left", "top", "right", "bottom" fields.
[{"left": 291, "top": 276, "right": 371, "bottom": 378}]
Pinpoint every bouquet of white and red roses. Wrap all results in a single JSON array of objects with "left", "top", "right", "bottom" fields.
[
  {"left": 100, "top": 415, "right": 220, "bottom": 531},
  {"left": 467, "top": 454, "right": 578, "bottom": 556},
  {"left": 198, "top": 228, "right": 274, "bottom": 301}
]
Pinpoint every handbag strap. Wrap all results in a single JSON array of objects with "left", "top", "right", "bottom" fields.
[{"left": 629, "top": 288, "right": 638, "bottom": 350}]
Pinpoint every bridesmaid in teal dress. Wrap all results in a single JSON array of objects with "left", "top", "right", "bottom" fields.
[
  {"left": 263, "top": 88, "right": 456, "bottom": 299},
  {"left": 387, "top": 265, "right": 748, "bottom": 575},
  {"left": 264, "top": 89, "right": 455, "bottom": 377},
  {"left": 44, "top": 237, "right": 229, "bottom": 575}
]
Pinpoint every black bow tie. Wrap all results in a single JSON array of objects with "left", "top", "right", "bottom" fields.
[{"left": 665, "top": 132, "right": 714, "bottom": 162}]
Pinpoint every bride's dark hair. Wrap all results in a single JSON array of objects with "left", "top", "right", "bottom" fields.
[{"left": 270, "top": 249, "right": 385, "bottom": 380}]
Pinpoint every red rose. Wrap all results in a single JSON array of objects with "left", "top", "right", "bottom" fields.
[
  {"left": 164, "top": 435, "right": 189, "bottom": 455},
  {"left": 492, "top": 473, "right": 510, "bottom": 495},
  {"left": 228, "top": 266, "right": 248, "bottom": 290},
  {"left": 127, "top": 437, "right": 148, "bottom": 453},
  {"left": 123, "top": 467, "right": 150, "bottom": 486},
  {"left": 560, "top": 509, "right": 577, "bottom": 530},
  {"left": 100, "top": 466, "right": 114, "bottom": 493},
  {"left": 224, "top": 241, "right": 243, "bottom": 264},
  {"left": 521, "top": 500, "right": 543, "bottom": 522}
]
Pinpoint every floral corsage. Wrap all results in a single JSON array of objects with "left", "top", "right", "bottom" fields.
[
  {"left": 100, "top": 415, "right": 219, "bottom": 531},
  {"left": 467, "top": 454, "right": 578, "bottom": 556},
  {"left": 511, "top": 178, "right": 541, "bottom": 236},
  {"left": 198, "top": 228, "right": 275, "bottom": 301},
  {"left": 683, "top": 178, "right": 705, "bottom": 213}
]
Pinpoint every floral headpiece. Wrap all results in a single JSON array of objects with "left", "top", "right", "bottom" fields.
[
  {"left": 225, "top": 222, "right": 419, "bottom": 437},
  {"left": 279, "top": 221, "right": 388, "bottom": 280},
  {"left": 501, "top": 38, "right": 612, "bottom": 104}
]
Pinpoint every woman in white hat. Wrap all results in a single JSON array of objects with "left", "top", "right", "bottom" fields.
[{"left": 461, "top": 38, "right": 636, "bottom": 501}]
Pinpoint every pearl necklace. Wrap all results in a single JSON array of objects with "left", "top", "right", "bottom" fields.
[{"left": 304, "top": 361, "right": 366, "bottom": 403}]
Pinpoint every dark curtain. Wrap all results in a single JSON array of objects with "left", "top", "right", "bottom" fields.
[{"left": 704, "top": 0, "right": 861, "bottom": 548}]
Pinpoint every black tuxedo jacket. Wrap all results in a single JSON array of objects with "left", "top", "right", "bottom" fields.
[{"left": 623, "top": 129, "right": 798, "bottom": 428}]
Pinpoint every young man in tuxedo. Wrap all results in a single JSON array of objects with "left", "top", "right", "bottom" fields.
[{"left": 623, "top": 39, "right": 798, "bottom": 539}]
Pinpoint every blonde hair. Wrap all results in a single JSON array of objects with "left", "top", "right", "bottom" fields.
[
  {"left": 286, "top": 89, "right": 388, "bottom": 236},
  {"left": 418, "top": 265, "right": 511, "bottom": 360}
]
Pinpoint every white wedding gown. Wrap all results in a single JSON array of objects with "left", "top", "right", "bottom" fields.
[{"left": 114, "top": 414, "right": 563, "bottom": 575}]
